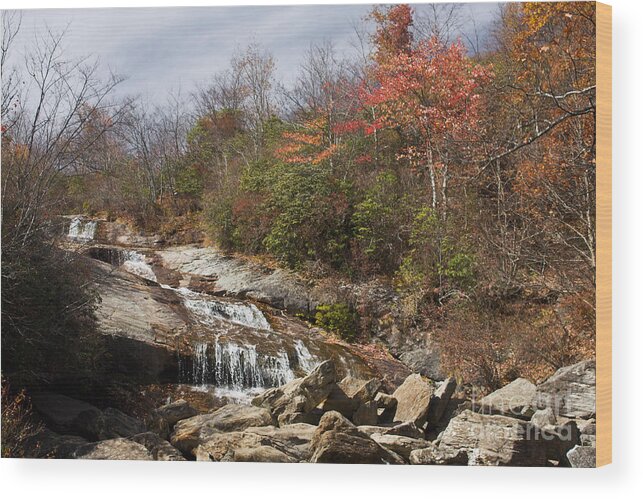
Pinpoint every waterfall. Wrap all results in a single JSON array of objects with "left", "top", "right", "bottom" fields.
[
  {"left": 214, "top": 341, "right": 265, "bottom": 389},
  {"left": 181, "top": 338, "right": 297, "bottom": 394},
  {"left": 260, "top": 350, "right": 296, "bottom": 386},
  {"left": 192, "top": 342, "right": 210, "bottom": 386},
  {"left": 68, "top": 217, "right": 97, "bottom": 241},
  {"left": 294, "top": 340, "right": 318, "bottom": 373},
  {"left": 176, "top": 287, "right": 272, "bottom": 331},
  {"left": 121, "top": 250, "right": 157, "bottom": 282}
]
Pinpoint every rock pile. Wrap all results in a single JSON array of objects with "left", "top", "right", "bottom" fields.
[{"left": 25, "top": 359, "right": 596, "bottom": 466}]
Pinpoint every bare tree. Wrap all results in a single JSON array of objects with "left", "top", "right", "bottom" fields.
[
  {"left": 1, "top": 19, "right": 128, "bottom": 253},
  {"left": 414, "top": 3, "right": 464, "bottom": 44}
]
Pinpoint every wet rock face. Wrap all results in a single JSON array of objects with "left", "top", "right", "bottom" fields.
[{"left": 156, "top": 246, "right": 315, "bottom": 313}]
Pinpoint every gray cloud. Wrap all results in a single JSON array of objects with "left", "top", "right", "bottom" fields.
[{"left": 6, "top": 3, "right": 499, "bottom": 101}]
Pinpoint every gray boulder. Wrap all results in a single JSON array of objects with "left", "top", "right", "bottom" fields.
[
  {"left": 383, "top": 421, "right": 425, "bottom": 439},
  {"left": 375, "top": 392, "right": 397, "bottom": 424},
  {"left": 194, "top": 430, "right": 297, "bottom": 463},
  {"left": 154, "top": 399, "right": 198, "bottom": 427},
  {"left": 29, "top": 392, "right": 102, "bottom": 436},
  {"left": 310, "top": 411, "right": 404, "bottom": 464},
  {"left": 170, "top": 404, "right": 273, "bottom": 455},
  {"left": 320, "top": 376, "right": 380, "bottom": 426},
  {"left": 427, "top": 377, "right": 457, "bottom": 427},
  {"left": 391, "top": 374, "right": 434, "bottom": 427},
  {"left": 530, "top": 408, "right": 557, "bottom": 428},
  {"left": 244, "top": 423, "right": 317, "bottom": 461},
  {"left": 370, "top": 433, "right": 431, "bottom": 461},
  {"left": 230, "top": 445, "right": 295, "bottom": 463},
  {"left": 477, "top": 378, "right": 536, "bottom": 419},
  {"left": 438, "top": 410, "right": 549, "bottom": 466},
  {"left": 409, "top": 442, "right": 468, "bottom": 465},
  {"left": 24, "top": 428, "right": 88, "bottom": 459},
  {"left": 532, "top": 360, "right": 596, "bottom": 419},
  {"left": 130, "top": 432, "right": 185, "bottom": 461},
  {"left": 74, "top": 438, "right": 152, "bottom": 460},
  {"left": 566, "top": 445, "right": 596, "bottom": 468},
  {"left": 252, "top": 360, "right": 336, "bottom": 425}
]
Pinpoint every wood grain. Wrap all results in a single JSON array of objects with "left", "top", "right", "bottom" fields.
[{"left": 596, "top": 1, "right": 612, "bottom": 468}]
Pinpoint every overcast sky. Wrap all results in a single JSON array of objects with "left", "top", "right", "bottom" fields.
[{"left": 5, "top": 3, "right": 500, "bottom": 102}]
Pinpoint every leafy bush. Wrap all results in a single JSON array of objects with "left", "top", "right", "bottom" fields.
[
  {"left": 352, "top": 170, "right": 412, "bottom": 273},
  {"left": 314, "top": 303, "right": 360, "bottom": 342},
  {"left": 396, "top": 207, "right": 477, "bottom": 296}
]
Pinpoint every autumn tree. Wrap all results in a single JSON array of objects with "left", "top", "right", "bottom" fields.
[{"left": 364, "top": 5, "right": 491, "bottom": 221}]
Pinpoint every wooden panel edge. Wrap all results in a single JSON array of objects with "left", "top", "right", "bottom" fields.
[{"left": 596, "top": 0, "right": 612, "bottom": 468}]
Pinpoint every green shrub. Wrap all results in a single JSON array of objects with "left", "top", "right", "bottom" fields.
[
  {"left": 314, "top": 303, "right": 359, "bottom": 342},
  {"left": 352, "top": 170, "right": 412, "bottom": 273},
  {"left": 396, "top": 206, "right": 477, "bottom": 295}
]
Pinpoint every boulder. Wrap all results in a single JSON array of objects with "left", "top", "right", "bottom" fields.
[
  {"left": 29, "top": 392, "right": 102, "bottom": 436},
  {"left": 74, "top": 438, "right": 152, "bottom": 460},
  {"left": 71, "top": 406, "right": 147, "bottom": 441},
  {"left": 375, "top": 392, "right": 397, "bottom": 424},
  {"left": 29, "top": 392, "right": 146, "bottom": 441},
  {"left": 409, "top": 443, "right": 468, "bottom": 465},
  {"left": 370, "top": 433, "right": 430, "bottom": 461},
  {"left": 102, "top": 407, "right": 148, "bottom": 438},
  {"left": 229, "top": 446, "right": 295, "bottom": 463},
  {"left": 426, "top": 377, "right": 457, "bottom": 427},
  {"left": 541, "top": 421, "right": 581, "bottom": 464},
  {"left": 244, "top": 423, "right": 317, "bottom": 462},
  {"left": 194, "top": 423, "right": 316, "bottom": 463},
  {"left": 530, "top": 408, "right": 557, "bottom": 428},
  {"left": 252, "top": 360, "right": 336, "bottom": 425},
  {"left": 130, "top": 432, "right": 185, "bottom": 461},
  {"left": 532, "top": 360, "right": 596, "bottom": 419},
  {"left": 154, "top": 399, "right": 198, "bottom": 427},
  {"left": 476, "top": 378, "right": 536, "bottom": 419},
  {"left": 383, "top": 421, "right": 425, "bottom": 440},
  {"left": 201, "top": 404, "right": 274, "bottom": 432},
  {"left": 320, "top": 376, "right": 381, "bottom": 425},
  {"left": 438, "top": 410, "right": 549, "bottom": 466},
  {"left": 170, "top": 404, "right": 273, "bottom": 455},
  {"left": 581, "top": 434, "right": 596, "bottom": 447},
  {"left": 24, "top": 428, "right": 88, "bottom": 459},
  {"left": 566, "top": 445, "right": 596, "bottom": 468},
  {"left": 194, "top": 432, "right": 264, "bottom": 461},
  {"left": 392, "top": 374, "right": 434, "bottom": 427},
  {"left": 309, "top": 411, "right": 404, "bottom": 464}
]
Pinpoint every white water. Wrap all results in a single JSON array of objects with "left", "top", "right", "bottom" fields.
[
  {"left": 172, "top": 286, "right": 272, "bottom": 331},
  {"left": 121, "top": 250, "right": 158, "bottom": 282},
  {"left": 181, "top": 337, "right": 303, "bottom": 399},
  {"left": 294, "top": 339, "right": 318, "bottom": 373},
  {"left": 68, "top": 217, "right": 97, "bottom": 241}
]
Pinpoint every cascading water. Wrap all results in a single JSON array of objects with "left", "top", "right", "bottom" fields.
[
  {"left": 97, "top": 241, "right": 319, "bottom": 402},
  {"left": 214, "top": 341, "right": 265, "bottom": 389},
  {"left": 179, "top": 337, "right": 307, "bottom": 402},
  {"left": 121, "top": 250, "right": 158, "bottom": 282},
  {"left": 294, "top": 340, "right": 318, "bottom": 374},
  {"left": 68, "top": 217, "right": 97, "bottom": 241},
  {"left": 175, "top": 287, "right": 272, "bottom": 331}
]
